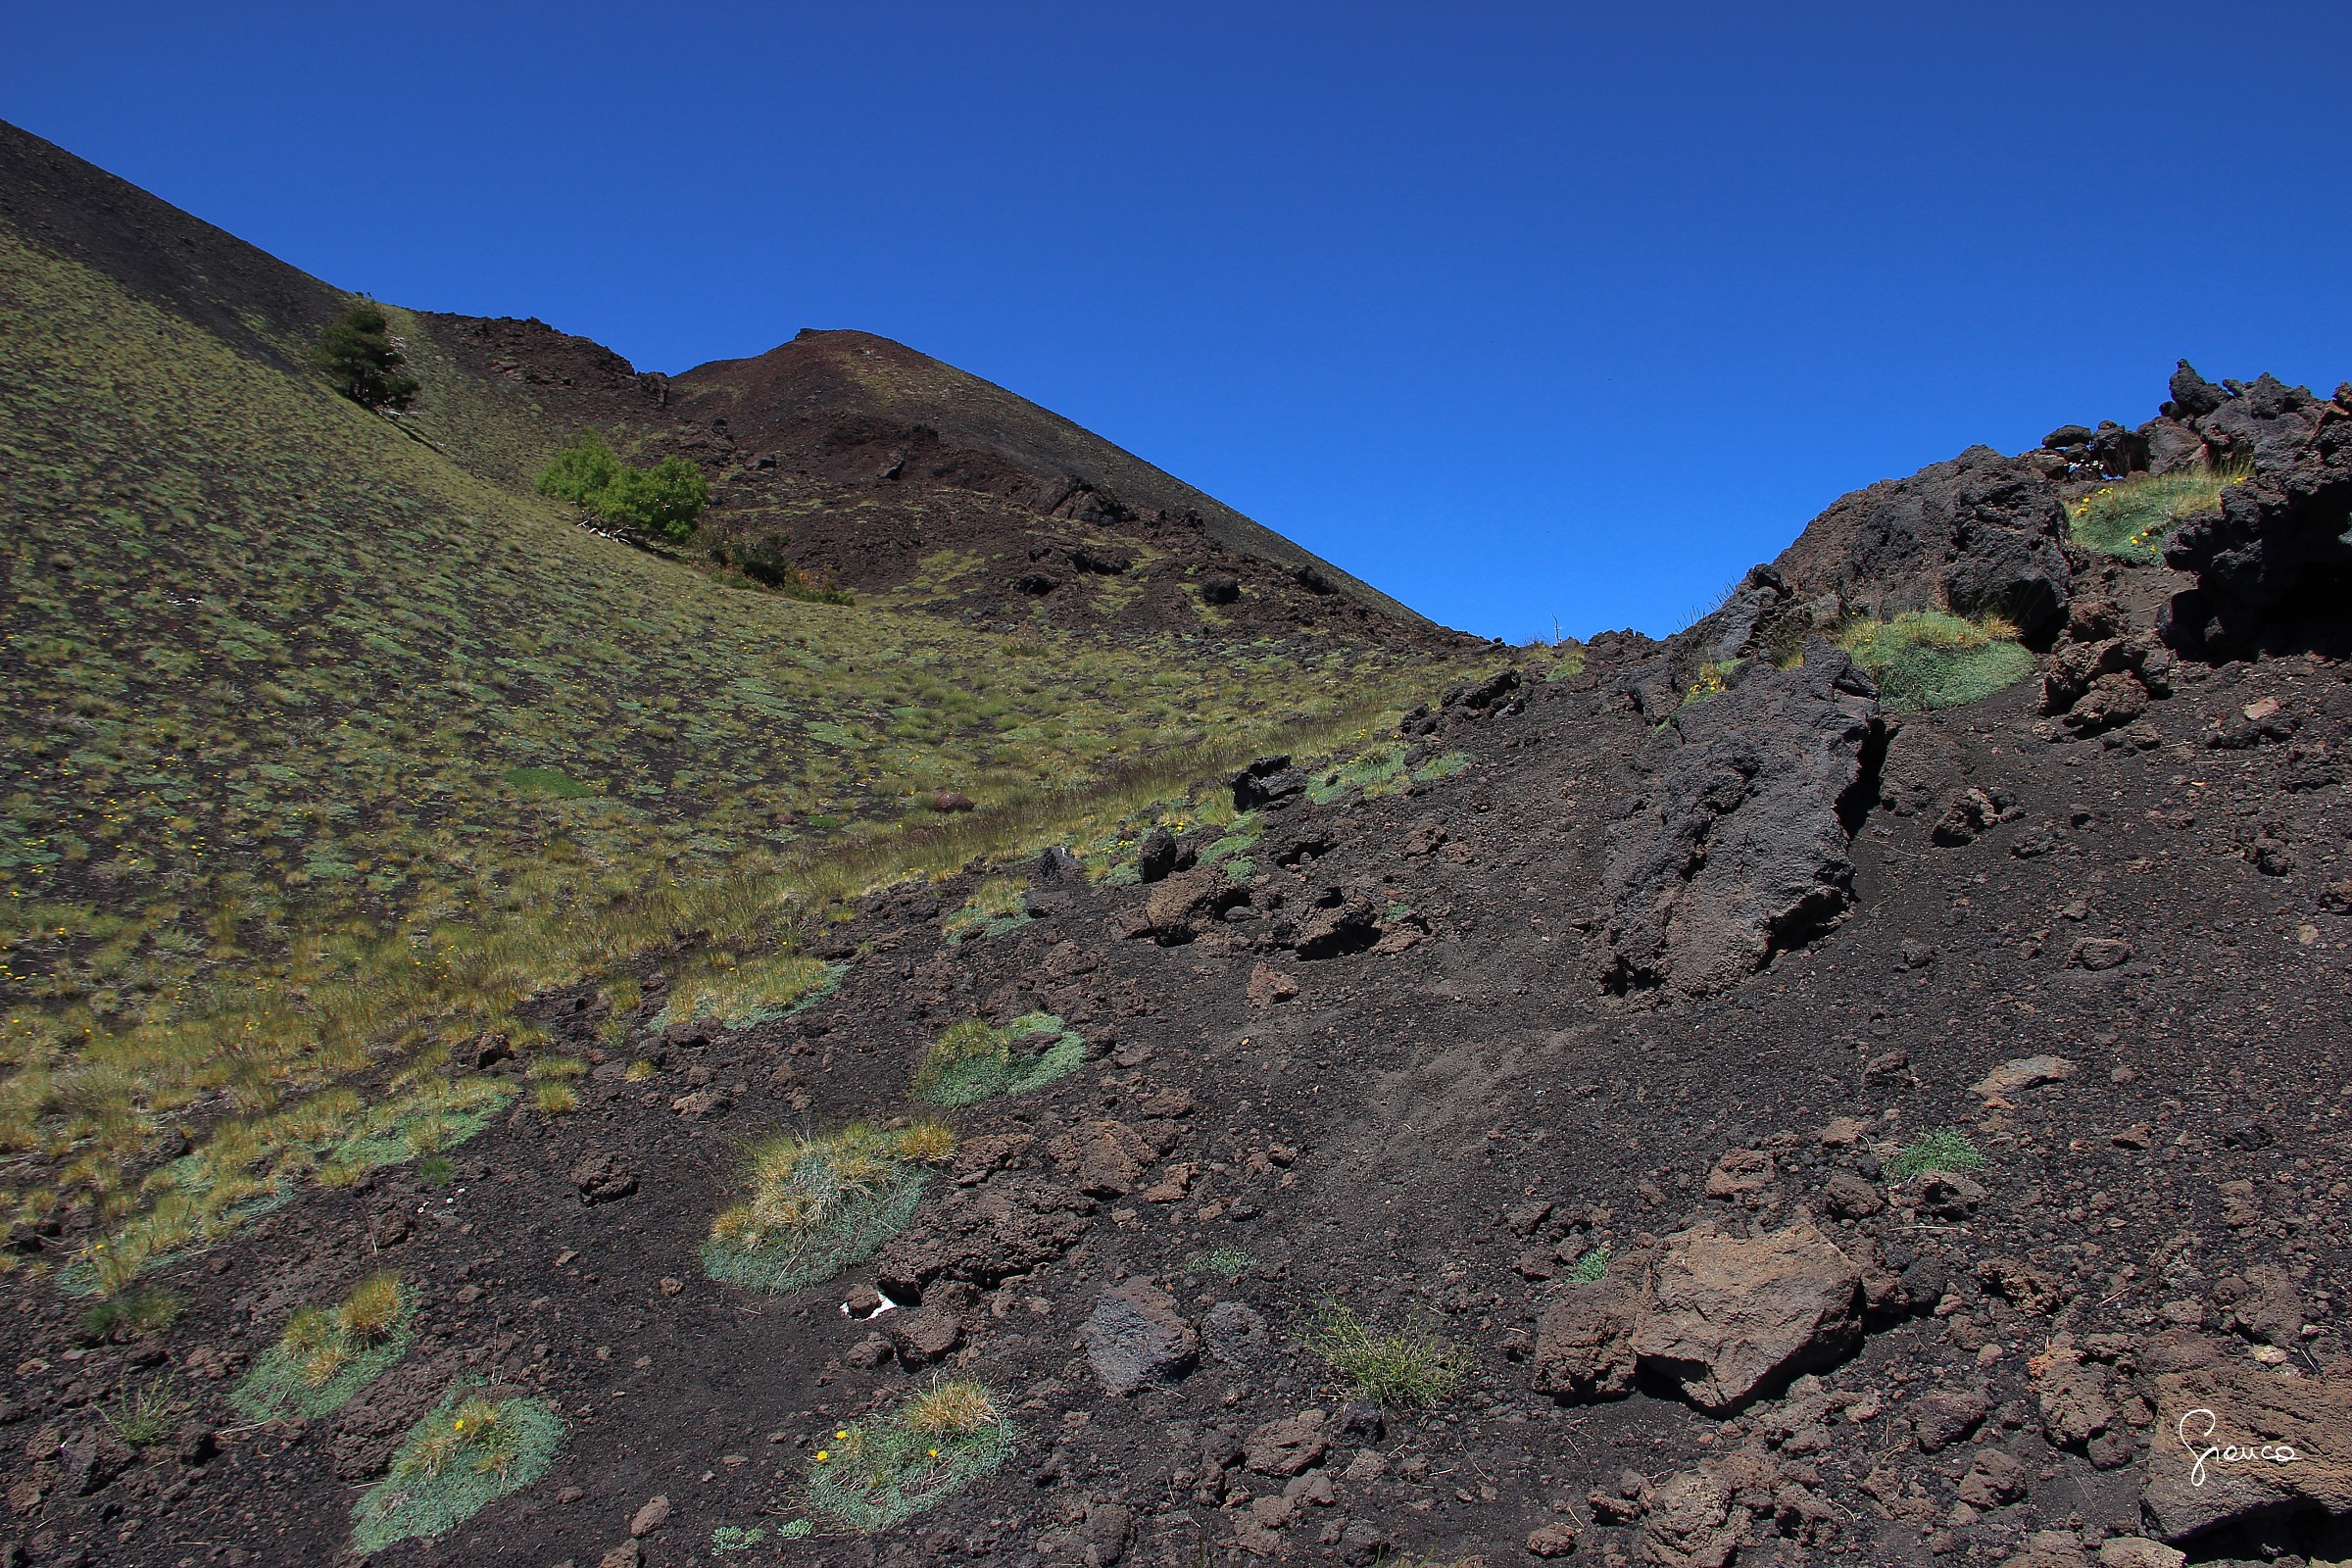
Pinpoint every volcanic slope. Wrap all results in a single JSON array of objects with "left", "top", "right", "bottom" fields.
[{"left": 0, "top": 117, "right": 1477, "bottom": 1302}]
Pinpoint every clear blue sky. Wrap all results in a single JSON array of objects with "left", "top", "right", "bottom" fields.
[{"left": 7, "top": 4, "right": 2348, "bottom": 639}]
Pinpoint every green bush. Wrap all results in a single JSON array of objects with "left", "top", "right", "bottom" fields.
[
  {"left": 537, "top": 436, "right": 710, "bottom": 541},
  {"left": 910, "top": 1012, "right": 1084, "bottom": 1106},
  {"left": 2070, "top": 466, "right": 2245, "bottom": 564},
  {"left": 308, "top": 303, "right": 418, "bottom": 411},
  {"left": 1838, "top": 612, "right": 2034, "bottom": 711},
  {"left": 351, "top": 1385, "right": 564, "bottom": 1552}
]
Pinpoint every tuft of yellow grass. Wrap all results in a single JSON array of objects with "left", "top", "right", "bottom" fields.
[
  {"left": 904, "top": 1378, "right": 999, "bottom": 1438},
  {"left": 339, "top": 1271, "right": 403, "bottom": 1344}
]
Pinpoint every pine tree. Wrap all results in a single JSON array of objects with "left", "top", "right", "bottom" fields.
[{"left": 308, "top": 304, "right": 420, "bottom": 411}]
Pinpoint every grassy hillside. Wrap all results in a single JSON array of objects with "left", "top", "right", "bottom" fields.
[{"left": 0, "top": 220, "right": 1474, "bottom": 1267}]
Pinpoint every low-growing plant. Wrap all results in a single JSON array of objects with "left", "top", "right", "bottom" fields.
[
  {"left": 943, "top": 877, "right": 1032, "bottom": 945},
  {"left": 909, "top": 1012, "right": 1085, "bottom": 1106},
  {"left": 1838, "top": 611, "right": 2034, "bottom": 711},
  {"left": 105, "top": 1376, "right": 192, "bottom": 1447},
  {"left": 1304, "top": 1298, "right": 1466, "bottom": 1407},
  {"left": 806, "top": 1379, "right": 1015, "bottom": 1532},
  {"left": 660, "top": 949, "right": 841, "bottom": 1031},
  {"left": 1564, "top": 1244, "right": 1610, "bottom": 1284},
  {"left": 2070, "top": 464, "right": 2247, "bottom": 564},
  {"left": 704, "top": 1122, "right": 956, "bottom": 1292},
  {"left": 1411, "top": 750, "right": 1472, "bottom": 782},
  {"left": 533, "top": 1081, "right": 578, "bottom": 1116},
  {"left": 78, "top": 1286, "right": 181, "bottom": 1343},
  {"left": 1885, "top": 1127, "right": 1986, "bottom": 1184},
  {"left": 351, "top": 1384, "right": 564, "bottom": 1552},
  {"left": 233, "top": 1271, "right": 415, "bottom": 1420},
  {"left": 1199, "top": 1247, "right": 1255, "bottom": 1280}
]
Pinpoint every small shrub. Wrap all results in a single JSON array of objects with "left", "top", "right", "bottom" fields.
[
  {"left": 806, "top": 1380, "right": 1015, "bottom": 1533},
  {"left": 105, "top": 1377, "right": 191, "bottom": 1447},
  {"left": 910, "top": 1012, "right": 1084, "bottom": 1106},
  {"left": 1885, "top": 1128, "right": 1986, "bottom": 1184},
  {"left": 703, "top": 1123, "right": 955, "bottom": 1292},
  {"left": 2070, "top": 465, "right": 2246, "bottom": 564},
  {"left": 308, "top": 303, "right": 418, "bottom": 411},
  {"left": 1305, "top": 1298, "right": 1466, "bottom": 1407},
  {"left": 1838, "top": 612, "right": 2034, "bottom": 711},
  {"left": 1564, "top": 1244, "right": 1610, "bottom": 1284},
  {"left": 351, "top": 1384, "right": 563, "bottom": 1552},
  {"left": 536, "top": 434, "right": 624, "bottom": 507},
  {"left": 233, "top": 1273, "right": 415, "bottom": 1420}
]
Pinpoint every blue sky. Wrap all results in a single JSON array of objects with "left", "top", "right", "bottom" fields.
[{"left": 6, "top": 3, "right": 2348, "bottom": 639}]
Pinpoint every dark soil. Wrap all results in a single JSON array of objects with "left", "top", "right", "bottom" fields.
[{"left": 7, "top": 541, "right": 2345, "bottom": 1568}]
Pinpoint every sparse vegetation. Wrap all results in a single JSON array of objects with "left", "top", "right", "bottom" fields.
[
  {"left": 943, "top": 877, "right": 1032, "bottom": 945},
  {"left": 104, "top": 1376, "right": 191, "bottom": 1446},
  {"left": 1304, "top": 1298, "right": 1466, "bottom": 1407},
  {"left": 1838, "top": 611, "right": 2034, "bottom": 710},
  {"left": 805, "top": 1379, "right": 1015, "bottom": 1533},
  {"left": 1564, "top": 1244, "right": 1610, "bottom": 1284},
  {"left": 1199, "top": 1247, "right": 1255, "bottom": 1280},
  {"left": 911, "top": 1011, "right": 1085, "bottom": 1106},
  {"left": 351, "top": 1385, "right": 564, "bottom": 1552},
  {"left": 1885, "top": 1127, "right": 1986, "bottom": 1184},
  {"left": 2070, "top": 464, "right": 2246, "bottom": 564},
  {"left": 78, "top": 1285, "right": 180, "bottom": 1342},
  {"left": 232, "top": 1271, "right": 415, "bottom": 1420},
  {"left": 659, "top": 948, "right": 841, "bottom": 1031},
  {"left": 532, "top": 1081, "right": 577, "bottom": 1116},
  {"left": 704, "top": 1122, "right": 955, "bottom": 1292},
  {"left": 308, "top": 303, "right": 418, "bottom": 411}
]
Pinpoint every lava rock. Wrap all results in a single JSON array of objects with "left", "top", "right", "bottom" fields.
[{"left": 1081, "top": 1281, "right": 1199, "bottom": 1396}]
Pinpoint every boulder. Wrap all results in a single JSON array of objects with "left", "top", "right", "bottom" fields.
[
  {"left": 2141, "top": 1358, "right": 2352, "bottom": 1543},
  {"left": 1629, "top": 1223, "right": 1863, "bottom": 1413},
  {"left": 1704, "top": 1149, "right": 1774, "bottom": 1198},
  {"left": 1139, "top": 866, "right": 1243, "bottom": 946},
  {"left": 1242, "top": 1413, "right": 1328, "bottom": 1478},
  {"left": 1640, "top": 1465, "right": 1740, "bottom": 1568},
  {"left": 1046, "top": 1119, "right": 1154, "bottom": 1197},
  {"left": 2162, "top": 401, "right": 2352, "bottom": 658},
  {"left": 1232, "top": 755, "right": 1307, "bottom": 810},
  {"left": 1956, "top": 1448, "right": 2029, "bottom": 1507},
  {"left": 1912, "top": 1387, "right": 1990, "bottom": 1452},
  {"left": 1970, "top": 1055, "right": 2078, "bottom": 1098},
  {"left": 1201, "top": 1300, "right": 1270, "bottom": 1367},
  {"left": 872, "top": 1175, "right": 1094, "bottom": 1296},
  {"left": 1530, "top": 1276, "right": 1645, "bottom": 1402},
  {"left": 1081, "top": 1281, "right": 1198, "bottom": 1396},
  {"left": 1290, "top": 893, "right": 1381, "bottom": 959},
  {"left": 1598, "top": 643, "right": 1887, "bottom": 996},
  {"left": 570, "top": 1149, "right": 639, "bottom": 1204}
]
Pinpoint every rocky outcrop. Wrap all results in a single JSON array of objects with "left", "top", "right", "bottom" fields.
[
  {"left": 1768, "top": 446, "right": 2073, "bottom": 645},
  {"left": 1598, "top": 643, "right": 1886, "bottom": 996},
  {"left": 2161, "top": 393, "right": 2352, "bottom": 659}
]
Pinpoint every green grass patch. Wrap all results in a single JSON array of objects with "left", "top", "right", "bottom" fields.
[
  {"left": 502, "top": 765, "right": 597, "bottom": 799},
  {"left": 1838, "top": 612, "right": 2034, "bottom": 711},
  {"left": 910, "top": 1012, "right": 1084, "bottom": 1107},
  {"left": 805, "top": 1379, "right": 1016, "bottom": 1533},
  {"left": 1309, "top": 745, "right": 1407, "bottom": 804},
  {"left": 1564, "top": 1244, "right": 1610, "bottom": 1284},
  {"left": 943, "top": 877, "right": 1032, "bottom": 945},
  {"left": 2070, "top": 466, "right": 2245, "bottom": 564},
  {"left": 1192, "top": 1247, "right": 1254, "bottom": 1280},
  {"left": 351, "top": 1384, "right": 563, "bottom": 1553},
  {"left": 1885, "top": 1127, "right": 1986, "bottom": 1184},
  {"left": 703, "top": 1122, "right": 956, "bottom": 1292},
  {"left": 1200, "top": 809, "right": 1263, "bottom": 865},
  {"left": 1303, "top": 1298, "right": 1466, "bottom": 1407},
  {"left": 659, "top": 950, "right": 843, "bottom": 1031},
  {"left": 233, "top": 1271, "right": 414, "bottom": 1421},
  {"left": 1411, "top": 750, "right": 1472, "bottom": 782},
  {"left": 79, "top": 1285, "right": 180, "bottom": 1343}
]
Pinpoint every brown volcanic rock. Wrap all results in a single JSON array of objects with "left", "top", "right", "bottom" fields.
[
  {"left": 1629, "top": 1223, "right": 1864, "bottom": 1414},
  {"left": 2141, "top": 1359, "right": 2352, "bottom": 1543}
]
